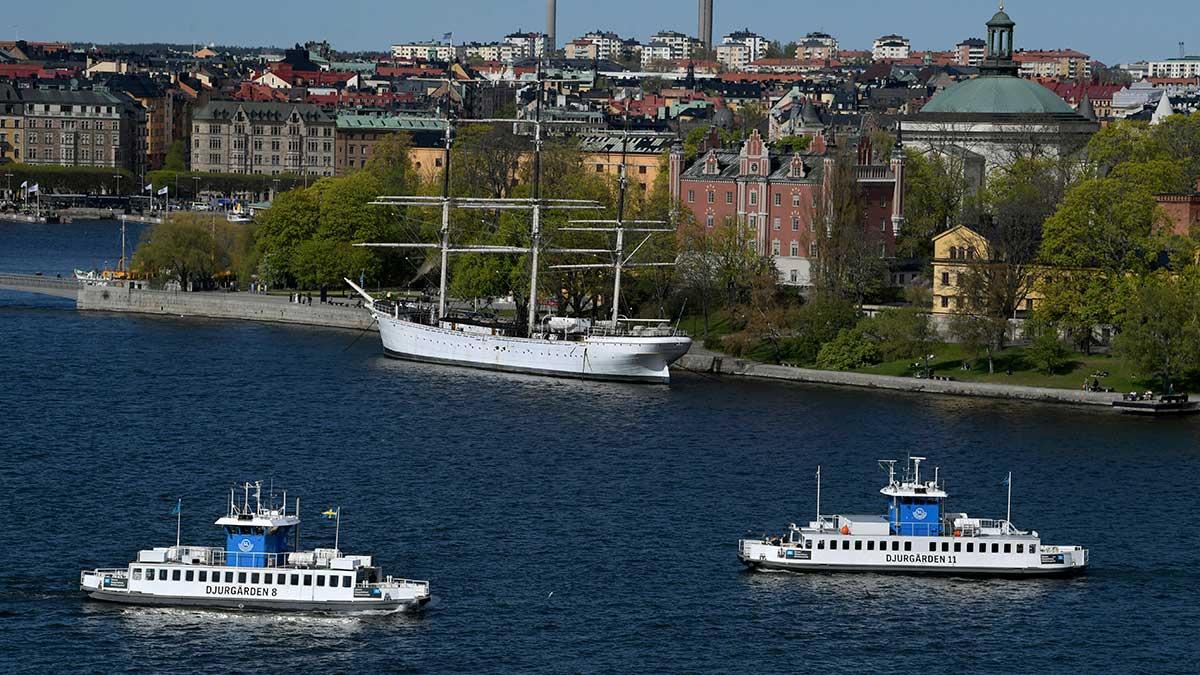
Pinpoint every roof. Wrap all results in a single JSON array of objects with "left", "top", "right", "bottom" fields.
[
  {"left": 20, "top": 88, "right": 129, "bottom": 106},
  {"left": 988, "top": 10, "right": 1015, "bottom": 27},
  {"left": 336, "top": 114, "right": 445, "bottom": 131},
  {"left": 576, "top": 132, "right": 675, "bottom": 155},
  {"left": 193, "top": 100, "right": 334, "bottom": 124},
  {"left": 921, "top": 75, "right": 1076, "bottom": 115}
]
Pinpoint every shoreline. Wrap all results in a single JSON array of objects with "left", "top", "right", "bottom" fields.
[{"left": 673, "top": 353, "right": 1122, "bottom": 408}]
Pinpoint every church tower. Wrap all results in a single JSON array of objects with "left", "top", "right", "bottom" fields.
[{"left": 981, "top": 2, "right": 1019, "bottom": 76}]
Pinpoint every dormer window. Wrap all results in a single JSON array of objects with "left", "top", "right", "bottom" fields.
[{"left": 704, "top": 153, "right": 719, "bottom": 175}]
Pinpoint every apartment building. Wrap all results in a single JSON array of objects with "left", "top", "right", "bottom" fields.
[
  {"left": 20, "top": 88, "right": 140, "bottom": 170},
  {"left": 191, "top": 101, "right": 335, "bottom": 176}
]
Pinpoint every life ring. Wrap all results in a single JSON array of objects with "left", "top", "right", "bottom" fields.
[{"left": 840, "top": 525, "right": 850, "bottom": 535}]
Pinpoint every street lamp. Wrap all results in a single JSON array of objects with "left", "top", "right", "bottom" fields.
[
  {"left": 192, "top": 176, "right": 201, "bottom": 208},
  {"left": 4, "top": 173, "right": 11, "bottom": 203},
  {"left": 112, "top": 173, "right": 122, "bottom": 197}
]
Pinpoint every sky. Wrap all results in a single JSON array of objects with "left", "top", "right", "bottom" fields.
[{"left": 6, "top": 0, "right": 1197, "bottom": 65}]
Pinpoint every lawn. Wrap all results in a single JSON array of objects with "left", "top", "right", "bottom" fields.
[{"left": 852, "top": 344, "right": 1152, "bottom": 393}]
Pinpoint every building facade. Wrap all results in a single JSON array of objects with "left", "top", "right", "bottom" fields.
[
  {"left": 191, "top": 101, "right": 335, "bottom": 176},
  {"left": 1013, "top": 49, "right": 1092, "bottom": 79},
  {"left": 955, "top": 38, "right": 986, "bottom": 67},
  {"left": 1147, "top": 56, "right": 1200, "bottom": 79},
  {"left": 1157, "top": 178, "right": 1200, "bottom": 237},
  {"left": 577, "top": 132, "right": 674, "bottom": 194},
  {"left": 873, "top": 35, "right": 912, "bottom": 61},
  {"left": 0, "top": 82, "right": 21, "bottom": 164},
  {"left": 389, "top": 43, "right": 464, "bottom": 62},
  {"left": 334, "top": 114, "right": 445, "bottom": 181},
  {"left": 20, "top": 88, "right": 140, "bottom": 170},
  {"left": 670, "top": 130, "right": 905, "bottom": 286}
]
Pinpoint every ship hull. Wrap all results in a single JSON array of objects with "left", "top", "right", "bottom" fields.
[
  {"left": 376, "top": 314, "right": 692, "bottom": 383},
  {"left": 85, "top": 589, "right": 429, "bottom": 613},
  {"left": 739, "top": 557, "right": 1085, "bottom": 577}
]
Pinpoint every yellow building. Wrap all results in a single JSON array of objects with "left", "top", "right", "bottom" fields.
[
  {"left": 931, "top": 225, "right": 1045, "bottom": 315},
  {"left": 578, "top": 132, "right": 673, "bottom": 195}
]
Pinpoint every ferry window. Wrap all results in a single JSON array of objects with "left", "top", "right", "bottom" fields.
[
  {"left": 342, "top": 576, "right": 352, "bottom": 587},
  {"left": 199, "top": 571, "right": 207, "bottom": 582},
  {"left": 172, "top": 570, "right": 181, "bottom": 581},
  {"left": 317, "top": 575, "right": 326, "bottom": 587},
  {"left": 238, "top": 573, "right": 247, "bottom": 584},
  {"left": 185, "top": 571, "right": 194, "bottom": 581},
  {"left": 290, "top": 574, "right": 299, "bottom": 585},
  {"left": 264, "top": 573, "right": 273, "bottom": 584},
  {"left": 251, "top": 573, "right": 260, "bottom": 584},
  {"left": 904, "top": 542, "right": 911, "bottom": 551},
  {"left": 954, "top": 543, "right": 961, "bottom": 553},
  {"left": 854, "top": 541, "right": 863, "bottom": 551},
  {"left": 225, "top": 572, "right": 234, "bottom": 583},
  {"left": 1004, "top": 544, "right": 1012, "bottom": 553},
  {"left": 941, "top": 542, "right": 949, "bottom": 553},
  {"left": 991, "top": 544, "right": 999, "bottom": 553},
  {"left": 1016, "top": 544, "right": 1024, "bottom": 554},
  {"left": 1030, "top": 545, "right": 1037, "bottom": 554},
  {"left": 867, "top": 541, "right": 874, "bottom": 551},
  {"left": 841, "top": 540, "right": 850, "bottom": 550},
  {"left": 817, "top": 540, "right": 825, "bottom": 549},
  {"left": 892, "top": 541, "right": 899, "bottom": 551},
  {"left": 133, "top": 569, "right": 142, "bottom": 580},
  {"left": 144, "top": 569, "right": 154, "bottom": 581},
  {"left": 303, "top": 575, "right": 313, "bottom": 586},
  {"left": 929, "top": 542, "right": 937, "bottom": 552},
  {"left": 805, "top": 540, "right": 813, "bottom": 550},
  {"left": 966, "top": 543, "right": 974, "bottom": 553}
]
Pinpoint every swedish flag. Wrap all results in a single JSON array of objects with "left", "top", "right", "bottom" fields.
[{"left": 321, "top": 508, "right": 339, "bottom": 520}]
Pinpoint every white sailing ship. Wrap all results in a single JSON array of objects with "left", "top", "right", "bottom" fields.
[
  {"left": 347, "top": 80, "right": 691, "bottom": 383},
  {"left": 738, "top": 457, "right": 1088, "bottom": 576},
  {"left": 80, "top": 482, "right": 431, "bottom": 612}
]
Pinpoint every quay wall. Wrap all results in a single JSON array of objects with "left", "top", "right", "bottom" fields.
[
  {"left": 77, "top": 286, "right": 377, "bottom": 332},
  {"left": 673, "top": 354, "right": 1122, "bottom": 408}
]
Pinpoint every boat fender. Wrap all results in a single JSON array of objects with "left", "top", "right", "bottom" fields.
[{"left": 840, "top": 525, "right": 850, "bottom": 535}]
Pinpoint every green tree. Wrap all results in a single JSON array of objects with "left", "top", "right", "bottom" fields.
[
  {"left": 1114, "top": 272, "right": 1200, "bottom": 392},
  {"left": 816, "top": 328, "right": 881, "bottom": 370},
  {"left": 811, "top": 148, "right": 886, "bottom": 302},
  {"left": 898, "top": 149, "right": 973, "bottom": 261},
  {"left": 1026, "top": 330, "right": 1072, "bottom": 375},
  {"left": 859, "top": 306, "right": 934, "bottom": 362},
  {"left": 164, "top": 139, "right": 187, "bottom": 172},
  {"left": 774, "top": 295, "right": 860, "bottom": 365},
  {"left": 132, "top": 214, "right": 218, "bottom": 289}
]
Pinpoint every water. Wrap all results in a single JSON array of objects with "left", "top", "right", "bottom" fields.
[{"left": 2, "top": 219, "right": 1198, "bottom": 672}]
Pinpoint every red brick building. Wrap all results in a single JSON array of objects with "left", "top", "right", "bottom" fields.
[
  {"left": 670, "top": 129, "right": 906, "bottom": 285},
  {"left": 1158, "top": 178, "right": 1200, "bottom": 237}
]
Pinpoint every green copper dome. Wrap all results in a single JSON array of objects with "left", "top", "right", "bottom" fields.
[{"left": 921, "top": 75, "right": 1076, "bottom": 115}]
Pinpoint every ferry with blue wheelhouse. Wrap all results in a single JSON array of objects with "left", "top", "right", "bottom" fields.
[
  {"left": 80, "top": 481, "right": 430, "bottom": 612},
  {"left": 738, "top": 457, "right": 1088, "bottom": 576}
]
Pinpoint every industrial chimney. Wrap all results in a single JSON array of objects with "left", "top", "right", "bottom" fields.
[
  {"left": 698, "top": 0, "right": 714, "bottom": 50},
  {"left": 547, "top": 0, "right": 557, "bottom": 55}
]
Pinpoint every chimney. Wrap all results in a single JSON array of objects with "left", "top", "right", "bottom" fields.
[
  {"left": 698, "top": 0, "right": 714, "bottom": 50},
  {"left": 546, "top": 0, "right": 557, "bottom": 54}
]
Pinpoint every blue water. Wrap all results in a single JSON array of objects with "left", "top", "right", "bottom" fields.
[{"left": 2, "top": 219, "right": 1198, "bottom": 673}]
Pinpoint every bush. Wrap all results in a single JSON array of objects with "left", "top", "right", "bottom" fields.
[
  {"left": 775, "top": 295, "right": 860, "bottom": 365},
  {"left": 1026, "top": 331, "right": 1073, "bottom": 375},
  {"left": 859, "top": 307, "right": 933, "bottom": 362},
  {"left": 816, "top": 328, "right": 881, "bottom": 370}
]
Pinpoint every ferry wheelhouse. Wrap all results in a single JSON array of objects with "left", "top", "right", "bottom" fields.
[
  {"left": 80, "top": 482, "right": 430, "bottom": 612},
  {"left": 738, "top": 457, "right": 1088, "bottom": 576}
]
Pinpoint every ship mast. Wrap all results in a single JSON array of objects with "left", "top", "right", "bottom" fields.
[
  {"left": 526, "top": 62, "right": 544, "bottom": 337},
  {"left": 437, "top": 83, "right": 453, "bottom": 319}
]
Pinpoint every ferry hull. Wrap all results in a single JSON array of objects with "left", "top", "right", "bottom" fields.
[
  {"left": 85, "top": 589, "right": 430, "bottom": 613},
  {"left": 376, "top": 314, "right": 691, "bottom": 383},
  {"left": 740, "top": 557, "right": 1086, "bottom": 577}
]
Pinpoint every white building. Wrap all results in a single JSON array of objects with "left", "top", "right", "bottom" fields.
[
  {"left": 1147, "top": 56, "right": 1200, "bottom": 78},
  {"left": 579, "top": 31, "right": 625, "bottom": 61},
  {"left": 872, "top": 35, "right": 911, "bottom": 61},
  {"left": 390, "top": 42, "right": 464, "bottom": 62},
  {"left": 504, "top": 32, "right": 547, "bottom": 59},
  {"left": 722, "top": 30, "right": 769, "bottom": 62},
  {"left": 648, "top": 30, "right": 700, "bottom": 60}
]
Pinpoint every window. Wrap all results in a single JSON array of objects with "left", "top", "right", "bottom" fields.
[
  {"left": 726, "top": 191, "right": 733, "bottom": 204},
  {"left": 317, "top": 575, "right": 326, "bottom": 587},
  {"left": 303, "top": 574, "right": 313, "bottom": 586},
  {"left": 941, "top": 542, "right": 949, "bottom": 552},
  {"left": 940, "top": 296, "right": 949, "bottom": 309},
  {"left": 707, "top": 191, "right": 714, "bottom": 204},
  {"left": 1030, "top": 545, "right": 1037, "bottom": 554},
  {"left": 841, "top": 540, "right": 850, "bottom": 550},
  {"left": 867, "top": 541, "right": 875, "bottom": 551},
  {"left": 809, "top": 242, "right": 818, "bottom": 258},
  {"left": 238, "top": 572, "right": 247, "bottom": 583},
  {"left": 251, "top": 573, "right": 260, "bottom": 584},
  {"left": 291, "top": 574, "right": 300, "bottom": 585},
  {"left": 854, "top": 540, "right": 863, "bottom": 551},
  {"left": 992, "top": 543, "right": 1000, "bottom": 553},
  {"left": 199, "top": 571, "right": 208, "bottom": 582},
  {"left": 687, "top": 190, "right": 694, "bottom": 203},
  {"left": 793, "top": 194, "right": 800, "bottom": 207},
  {"left": 817, "top": 540, "right": 825, "bottom": 549},
  {"left": 595, "top": 164, "right": 604, "bottom": 173},
  {"left": 1004, "top": 543, "right": 1012, "bottom": 553},
  {"left": 748, "top": 215, "right": 756, "bottom": 228},
  {"left": 1016, "top": 544, "right": 1024, "bottom": 553},
  {"left": 749, "top": 191, "right": 757, "bottom": 206},
  {"left": 771, "top": 240, "right": 781, "bottom": 256},
  {"left": 967, "top": 543, "right": 974, "bottom": 553},
  {"left": 144, "top": 569, "right": 154, "bottom": 581},
  {"left": 774, "top": 193, "right": 781, "bottom": 206},
  {"left": 264, "top": 573, "right": 273, "bottom": 584},
  {"left": 954, "top": 542, "right": 961, "bottom": 552},
  {"left": 772, "top": 217, "right": 781, "bottom": 231},
  {"left": 340, "top": 576, "right": 350, "bottom": 587},
  {"left": 750, "top": 162, "right": 759, "bottom": 173},
  {"left": 225, "top": 572, "right": 234, "bottom": 583},
  {"left": 792, "top": 217, "right": 800, "bottom": 231},
  {"left": 904, "top": 541, "right": 912, "bottom": 551},
  {"left": 892, "top": 541, "right": 900, "bottom": 551},
  {"left": 172, "top": 569, "right": 181, "bottom": 581},
  {"left": 706, "top": 215, "right": 714, "bottom": 228},
  {"left": 805, "top": 540, "right": 813, "bottom": 550},
  {"left": 186, "top": 570, "right": 194, "bottom": 581},
  {"left": 790, "top": 242, "right": 799, "bottom": 257},
  {"left": 929, "top": 542, "right": 937, "bottom": 552}
]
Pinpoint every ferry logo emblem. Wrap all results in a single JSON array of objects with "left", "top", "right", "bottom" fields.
[
  {"left": 238, "top": 538, "right": 254, "bottom": 552},
  {"left": 913, "top": 508, "right": 928, "bottom": 521}
]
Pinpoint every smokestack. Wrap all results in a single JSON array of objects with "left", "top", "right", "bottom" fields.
[
  {"left": 547, "top": 0, "right": 557, "bottom": 55},
  {"left": 698, "top": 0, "right": 714, "bottom": 50}
]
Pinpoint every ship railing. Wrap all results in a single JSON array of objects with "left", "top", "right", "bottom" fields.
[
  {"left": 84, "top": 568, "right": 128, "bottom": 578},
  {"left": 585, "top": 324, "right": 689, "bottom": 338},
  {"left": 372, "top": 577, "right": 430, "bottom": 592}
]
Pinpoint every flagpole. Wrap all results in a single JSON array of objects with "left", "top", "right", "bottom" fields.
[
  {"left": 175, "top": 498, "right": 182, "bottom": 548},
  {"left": 815, "top": 465, "right": 821, "bottom": 528},
  {"left": 334, "top": 508, "right": 340, "bottom": 554}
]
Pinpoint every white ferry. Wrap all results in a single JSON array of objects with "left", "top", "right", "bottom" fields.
[
  {"left": 80, "top": 482, "right": 431, "bottom": 612},
  {"left": 738, "top": 457, "right": 1088, "bottom": 576}
]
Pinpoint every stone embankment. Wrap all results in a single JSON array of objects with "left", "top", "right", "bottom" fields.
[
  {"left": 77, "top": 285, "right": 377, "bottom": 331},
  {"left": 673, "top": 353, "right": 1122, "bottom": 407}
]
